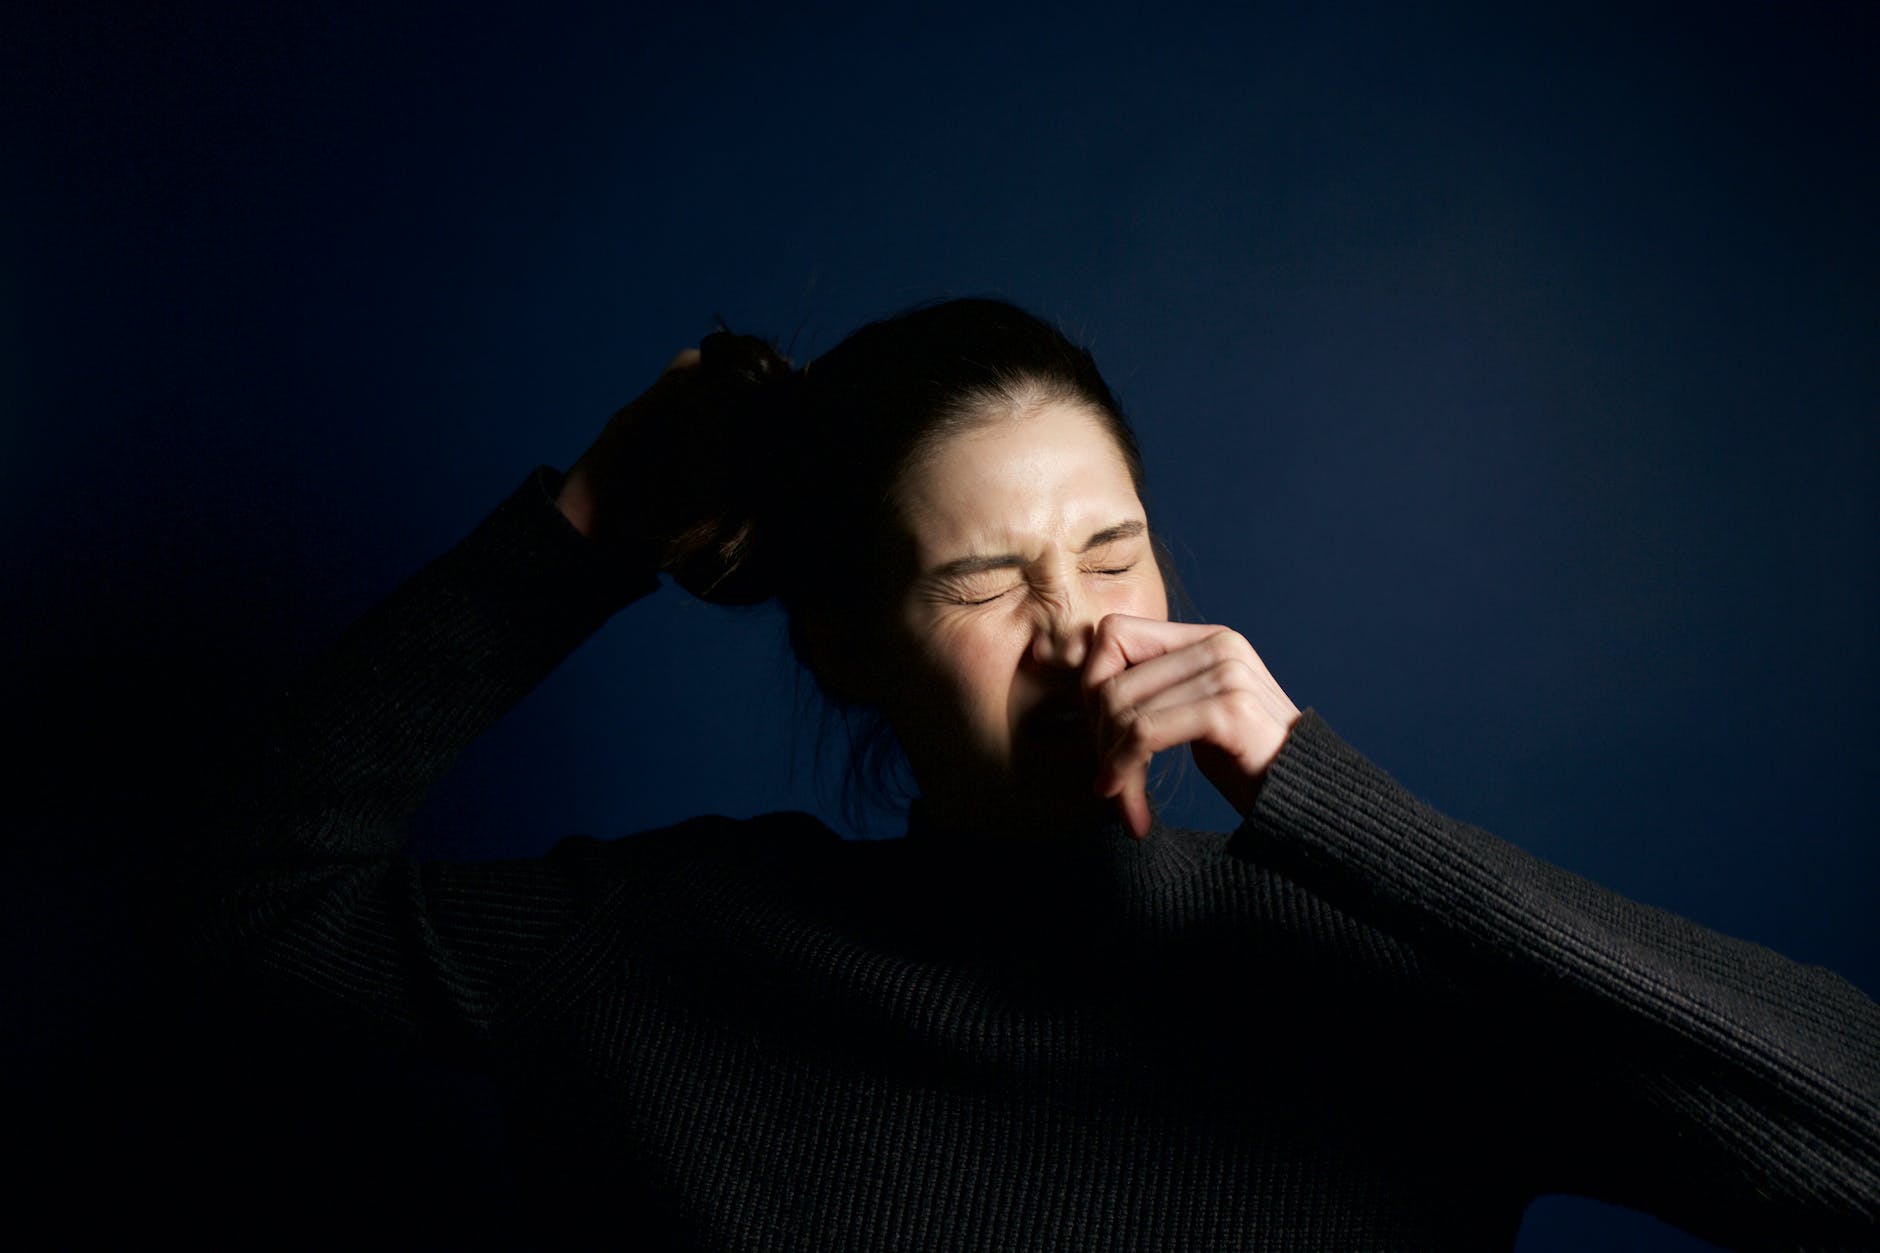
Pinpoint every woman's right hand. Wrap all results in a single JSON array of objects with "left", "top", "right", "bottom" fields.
[
  {"left": 555, "top": 348, "right": 706, "bottom": 560},
  {"left": 556, "top": 336, "right": 792, "bottom": 601}
]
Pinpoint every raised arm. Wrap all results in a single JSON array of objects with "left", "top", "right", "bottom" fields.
[{"left": 191, "top": 337, "right": 790, "bottom": 1051}]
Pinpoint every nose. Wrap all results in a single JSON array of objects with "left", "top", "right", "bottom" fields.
[{"left": 1030, "top": 592, "right": 1095, "bottom": 671}]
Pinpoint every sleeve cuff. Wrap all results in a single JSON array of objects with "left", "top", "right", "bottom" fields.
[
  {"left": 1227, "top": 708, "right": 1492, "bottom": 943},
  {"left": 470, "top": 465, "right": 663, "bottom": 620}
]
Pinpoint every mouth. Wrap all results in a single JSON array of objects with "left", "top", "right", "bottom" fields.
[{"left": 1020, "top": 696, "right": 1092, "bottom": 745}]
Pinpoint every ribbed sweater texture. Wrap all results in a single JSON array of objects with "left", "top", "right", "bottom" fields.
[{"left": 196, "top": 466, "right": 1880, "bottom": 1250}]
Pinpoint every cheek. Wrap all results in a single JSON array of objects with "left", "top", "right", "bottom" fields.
[
  {"left": 916, "top": 618, "right": 1027, "bottom": 719},
  {"left": 1141, "top": 576, "right": 1170, "bottom": 622},
  {"left": 1130, "top": 563, "right": 1171, "bottom": 621},
  {"left": 1099, "top": 574, "right": 1168, "bottom": 623}
]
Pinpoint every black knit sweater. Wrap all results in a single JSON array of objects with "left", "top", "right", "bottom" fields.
[{"left": 197, "top": 466, "right": 1880, "bottom": 1250}]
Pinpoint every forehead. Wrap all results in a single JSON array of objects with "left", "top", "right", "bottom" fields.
[{"left": 893, "top": 402, "right": 1144, "bottom": 557}]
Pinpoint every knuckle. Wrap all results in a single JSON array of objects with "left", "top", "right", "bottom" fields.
[
  {"left": 1201, "top": 698, "right": 1230, "bottom": 734},
  {"left": 1119, "top": 707, "right": 1156, "bottom": 751},
  {"left": 1206, "top": 657, "right": 1244, "bottom": 691},
  {"left": 1223, "top": 688, "right": 1263, "bottom": 723}
]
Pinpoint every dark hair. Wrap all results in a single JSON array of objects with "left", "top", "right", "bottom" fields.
[
  {"left": 687, "top": 298, "right": 1146, "bottom": 601},
  {"left": 675, "top": 297, "right": 1162, "bottom": 826}
]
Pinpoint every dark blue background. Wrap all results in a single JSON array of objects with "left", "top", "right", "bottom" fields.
[{"left": 8, "top": 2, "right": 1875, "bottom": 1247}]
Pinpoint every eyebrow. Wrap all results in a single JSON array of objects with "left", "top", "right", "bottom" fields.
[{"left": 926, "top": 520, "right": 1148, "bottom": 580}]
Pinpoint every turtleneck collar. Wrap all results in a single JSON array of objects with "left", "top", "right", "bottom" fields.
[
  {"left": 824, "top": 797, "right": 1213, "bottom": 967},
  {"left": 893, "top": 794, "right": 1198, "bottom": 900}
]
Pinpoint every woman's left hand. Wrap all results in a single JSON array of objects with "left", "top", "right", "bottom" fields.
[{"left": 1083, "top": 615, "right": 1302, "bottom": 839}]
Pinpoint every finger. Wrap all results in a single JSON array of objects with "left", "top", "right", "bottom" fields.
[
  {"left": 1113, "top": 663, "right": 1293, "bottom": 759},
  {"left": 1101, "top": 659, "right": 1253, "bottom": 731},
  {"left": 1097, "top": 686, "right": 1296, "bottom": 813},
  {"left": 1081, "top": 615, "right": 1234, "bottom": 698},
  {"left": 1093, "top": 747, "right": 1154, "bottom": 840},
  {"left": 1117, "top": 771, "right": 1153, "bottom": 841},
  {"left": 1092, "top": 660, "right": 1235, "bottom": 795},
  {"left": 1093, "top": 694, "right": 1250, "bottom": 798},
  {"left": 615, "top": 350, "right": 706, "bottom": 420},
  {"left": 1090, "top": 627, "right": 1253, "bottom": 722}
]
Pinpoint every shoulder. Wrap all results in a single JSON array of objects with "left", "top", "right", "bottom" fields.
[
  {"left": 546, "top": 809, "right": 842, "bottom": 874},
  {"left": 535, "top": 811, "right": 849, "bottom": 913},
  {"left": 539, "top": 811, "right": 882, "bottom": 965},
  {"left": 1151, "top": 822, "right": 1233, "bottom": 860},
  {"left": 1153, "top": 815, "right": 1460, "bottom": 992}
]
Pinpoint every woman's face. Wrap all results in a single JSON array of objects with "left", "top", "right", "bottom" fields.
[{"left": 875, "top": 400, "right": 1169, "bottom": 836}]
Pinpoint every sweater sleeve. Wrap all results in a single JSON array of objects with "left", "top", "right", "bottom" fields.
[
  {"left": 1228, "top": 710, "right": 1880, "bottom": 1250},
  {"left": 192, "top": 466, "right": 662, "bottom": 1058}
]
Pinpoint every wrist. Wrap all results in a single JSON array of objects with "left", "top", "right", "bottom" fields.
[
  {"left": 555, "top": 459, "right": 668, "bottom": 579},
  {"left": 555, "top": 462, "right": 599, "bottom": 539}
]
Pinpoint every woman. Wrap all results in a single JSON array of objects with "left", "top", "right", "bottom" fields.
[{"left": 203, "top": 298, "right": 1877, "bottom": 1249}]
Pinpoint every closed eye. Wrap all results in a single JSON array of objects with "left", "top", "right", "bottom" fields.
[
  {"left": 951, "top": 584, "right": 1018, "bottom": 606},
  {"left": 939, "top": 558, "right": 1139, "bottom": 605}
]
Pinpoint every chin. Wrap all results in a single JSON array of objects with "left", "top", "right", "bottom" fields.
[
  {"left": 912, "top": 731, "right": 1109, "bottom": 839},
  {"left": 988, "top": 767, "right": 1114, "bottom": 839}
]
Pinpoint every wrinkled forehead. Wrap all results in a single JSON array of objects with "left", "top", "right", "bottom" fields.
[{"left": 891, "top": 403, "right": 1147, "bottom": 563}]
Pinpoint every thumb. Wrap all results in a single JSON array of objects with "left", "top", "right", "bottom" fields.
[{"left": 1098, "top": 759, "right": 1154, "bottom": 840}]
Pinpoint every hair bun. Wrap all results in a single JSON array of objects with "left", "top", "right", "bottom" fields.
[
  {"left": 699, "top": 329, "right": 796, "bottom": 387},
  {"left": 662, "top": 330, "right": 802, "bottom": 606}
]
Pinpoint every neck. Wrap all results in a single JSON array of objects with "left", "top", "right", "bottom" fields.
[{"left": 904, "top": 789, "right": 1137, "bottom": 847}]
